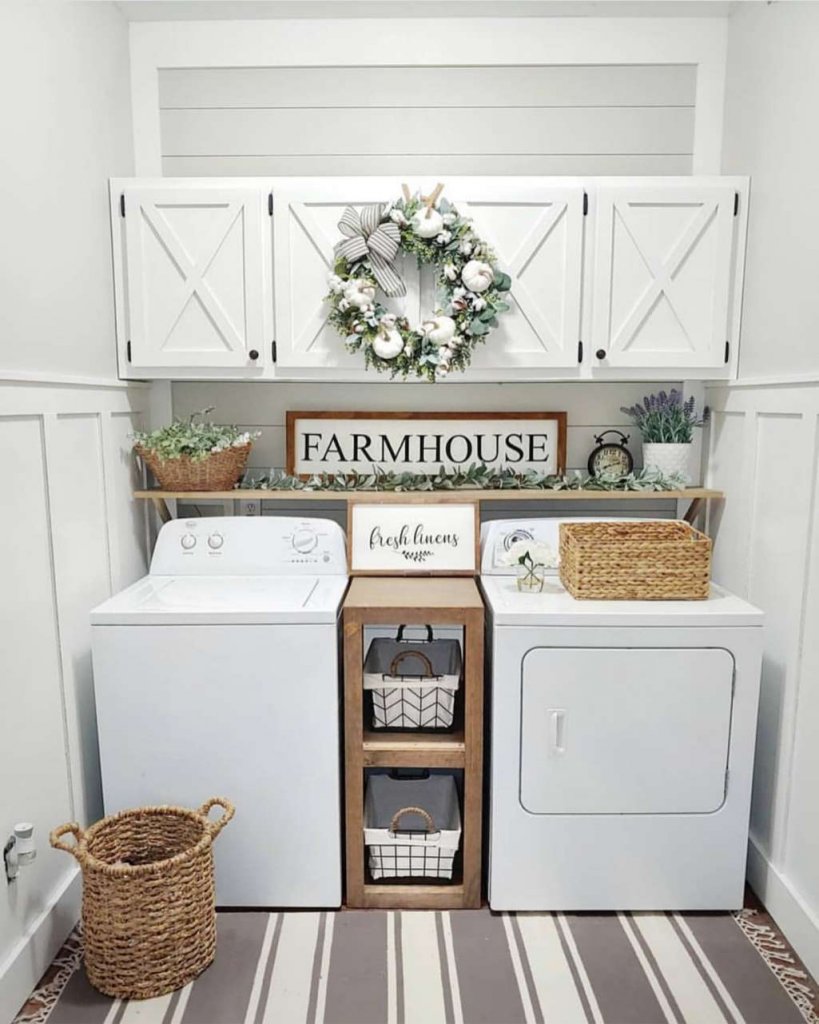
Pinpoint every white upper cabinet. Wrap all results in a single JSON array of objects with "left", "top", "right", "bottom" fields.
[
  {"left": 589, "top": 183, "right": 740, "bottom": 373},
  {"left": 111, "top": 177, "right": 747, "bottom": 381},
  {"left": 117, "top": 183, "right": 271, "bottom": 371}
]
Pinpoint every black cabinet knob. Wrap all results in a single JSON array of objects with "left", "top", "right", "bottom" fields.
[
  {"left": 248, "top": 349, "right": 259, "bottom": 361},
  {"left": 596, "top": 349, "right": 607, "bottom": 360}
]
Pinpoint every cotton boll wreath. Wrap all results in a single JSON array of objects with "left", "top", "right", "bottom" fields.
[{"left": 325, "top": 183, "right": 512, "bottom": 382}]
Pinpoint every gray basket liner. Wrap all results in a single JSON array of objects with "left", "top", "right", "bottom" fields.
[{"left": 365, "top": 774, "right": 460, "bottom": 833}]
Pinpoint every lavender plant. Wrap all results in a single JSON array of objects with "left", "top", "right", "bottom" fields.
[{"left": 620, "top": 390, "right": 708, "bottom": 444}]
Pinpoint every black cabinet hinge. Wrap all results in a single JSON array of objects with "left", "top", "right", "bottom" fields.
[
  {"left": 126, "top": 341, "right": 132, "bottom": 363},
  {"left": 724, "top": 340, "right": 730, "bottom": 364},
  {"left": 271, "top": 340, "right": 277, "bottom": 363},
  {"left": 268, "top": 193, "right": 273, "bottom": 216},
  {"left": 120, "top": 194, "right": 125, "bottom": 217},
  {"left": 733, "top": 192, "right": 739, "bottom": 216},
  {"left": 578, "top": 340, "right": 584, "bottom": 363},
  {"left": 583, "top": 192, "right": 589, "bottom": 216}
]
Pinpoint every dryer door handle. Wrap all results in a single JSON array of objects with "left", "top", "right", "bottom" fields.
[{"left": 549, "top": 709, "right": 566, "bottom": 755}]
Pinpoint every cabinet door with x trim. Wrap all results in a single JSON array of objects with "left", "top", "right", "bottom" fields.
[
  {"left": 590, "top": 184, "right": 738, "bottom": 371},
  {"left": 122, "top": 185, "right": 270, "bottom": 369}
]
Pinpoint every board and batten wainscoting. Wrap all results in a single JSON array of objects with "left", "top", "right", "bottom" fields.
[
  {"left": 706, "top": 380, "right": 819, "bottom": 980},
  {"left": 0, "top": 379, "right": 149, "bottom": 1023}
]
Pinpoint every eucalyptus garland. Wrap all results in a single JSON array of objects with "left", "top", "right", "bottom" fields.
[
  {"left": 245, "top": 467, "right": 687, "bottom": 493},
  {"left": 325, "top": 188, "right": 512, "bottom": 382}
]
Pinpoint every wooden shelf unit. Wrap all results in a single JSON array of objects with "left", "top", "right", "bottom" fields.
[
  {"left": 343, "top": 576, "right": 484, "bottom": 910},
  {"left": 135, "top": 486, "right": 723, "bottom": 527}
]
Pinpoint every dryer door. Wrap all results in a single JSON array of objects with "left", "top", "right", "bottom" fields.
[{"left": 520, "top": 647, "right": 734, "bottom": 814}]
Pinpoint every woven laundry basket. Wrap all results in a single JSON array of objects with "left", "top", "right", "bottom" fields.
[
  {"left": 135, "top": 443, "right": 251, "bottom": 491},
  {"left": 559, "top": 520, "right": 711, "bottom": 601},
  {"left": 363, "top": 626, "right": 461, "bottom": 730},
  {"left": 364, "top": 774, "right": 461, "bottom": 881},
  {"left": 50, "top": 798, "right": 234, "bottom": 1000}
]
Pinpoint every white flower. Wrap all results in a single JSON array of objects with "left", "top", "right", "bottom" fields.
[
  {"left": 338, "top": 298, "right": 350, "bottom": 311},
  {"left": 403, "top": 342, "right": 414, "bottom": 356},
  {"left": 389, "top": 208, "right": 408, "bottom": 226},
  {"left": 443, "top": 262, "right": 458, "bottom": 281},
  {"left": 442, "top": 212, "right": 456, "bottom": 226},
  {"left": 380, "top": 313, "right": 397, "bottom": 328},
  {"left": 327, "top": 272, "right": 344, "bottom": 293},
  {"left": 459, "top": 239, "right": 473, "bottom": 256},
  {"left": 499, "top": 540, "right": 558, "bottom": 569},
  {"left": 452, "top": 286, "right": 467, "bottom": 300},
  {"left": 435, "top": 230, "right": 452, "bottom": 245},
  {"left": 471, "top": 295, "right": 487, "bottom": 311},
  {"left": 354, "top": 323, "right": 365, "bottom": 333},
  {"left": 436, "top": 367, "right": 449, "bottom": 379},
  {"left": 462, "top": 260, "right": 494, "bottom": 293}
]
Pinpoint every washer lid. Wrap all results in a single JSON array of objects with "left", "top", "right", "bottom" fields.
[
  {"left": 90, "top": 574, "right": 348, "bottom": 625},
  {"left": 480, "top": 575, "right": 763, "bottom": 627}
]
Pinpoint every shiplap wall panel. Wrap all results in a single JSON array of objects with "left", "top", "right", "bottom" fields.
[
  {"left": 163, "top": 153, "right": 691, "bottom": 176},
  {"left": 158, "top": 64, "right": 696, "bottom": 109},
  {"left": 162, "top": 106, "right": 693, "bottom": 157},
  {"left": 171, "top": 380, "right": 676, "bottom": 474},
  {"left": 159, "top": 63, "right": 694, "bottom": 176}
]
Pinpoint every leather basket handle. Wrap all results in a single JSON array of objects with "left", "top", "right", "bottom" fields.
[
  {"left": 388, "top": 649, "right": 436, "bottom": 679},
  {"left": 396, "top": 624, "right": 434, "bottom": 643}
]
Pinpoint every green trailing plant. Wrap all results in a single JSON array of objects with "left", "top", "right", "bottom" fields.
[
  {"left": 620, "top": 389, "right": 708, "bottom": 444},
  {"left": 244, "top": 465, "right": 686, "bottom": 493},
  {"left": 132, "top": 409, "right": 260, "bottom": 462}
]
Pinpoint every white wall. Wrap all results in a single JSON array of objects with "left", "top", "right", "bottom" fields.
[
  {"left": 706, "top": 0, "right": 819, "bottom": 979},
  {"left": 0, "top": 5, "right": 148, "bottom": 1021}
]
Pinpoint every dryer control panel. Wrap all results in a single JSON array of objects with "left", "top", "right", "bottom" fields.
[{"left": 151, "top": 516, "right": 348, "bottom": 576}]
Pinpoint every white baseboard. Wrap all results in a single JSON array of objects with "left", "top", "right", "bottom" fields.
[
  {"left": 0, "top": 868, "right": 81, "bottom": 1024},
  {"left": 747, "top": 836, "right": 819, "bottom": 980}
]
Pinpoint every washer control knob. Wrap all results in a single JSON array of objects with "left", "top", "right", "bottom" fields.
[
  {"left": 208, "top": 532, "right": 224, "bottom": 550},
  {"left": 181, "top": 533, "right": 197, "bottom": 550},
  {"left": 292, "top": 528, "right": 318, "bottom": 554}
]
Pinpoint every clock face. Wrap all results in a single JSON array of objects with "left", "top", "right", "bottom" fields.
[{"left": 590, "top": 444, "right": 633, "bottom": 478}]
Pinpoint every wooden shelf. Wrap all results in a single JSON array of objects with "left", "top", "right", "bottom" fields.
[
  {"left": 363, "top": 729, "right": 465, "bottom": 768},
  {"left": 134, "top": 487, "right": 723, "bottom": 526},
  {"left": 344, "top": 577, "right": 484, "bottom": 910}
]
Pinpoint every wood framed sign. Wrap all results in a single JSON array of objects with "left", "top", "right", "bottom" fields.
[
  {"left": 286, "top": 411, "right": 567, "bottom": 478},
  {"left": 347, "top": 499, "right": 480, "bottom": 576}
]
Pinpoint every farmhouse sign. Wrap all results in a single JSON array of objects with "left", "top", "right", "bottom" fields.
[
  {"left": 286, "top": 411, "right": 567, "bottom": 477},
  {"left": 348, "top": 501, "right": 479, "bottom": 576}
]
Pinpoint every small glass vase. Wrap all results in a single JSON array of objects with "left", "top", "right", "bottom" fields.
[{"left": 516, "top": 564, "right": 546, "bottom": 593}]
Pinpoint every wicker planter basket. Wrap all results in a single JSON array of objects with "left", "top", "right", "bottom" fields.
[
  {"left": 135, "top": 443, "right": 251, "bottom": 492},
  {"left": 559, "top": 521, "right": 711, "bottom": 601},
  {"left": 50, "top": 798, "right": 234, "bottom": 1000}
]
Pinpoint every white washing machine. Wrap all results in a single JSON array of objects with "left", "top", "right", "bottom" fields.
[
  {"left": 91, "top": 516, "right": 348, "bottom": 908},
  {"left": 480, "top": 518, "right": 764, "bottom": 911}
]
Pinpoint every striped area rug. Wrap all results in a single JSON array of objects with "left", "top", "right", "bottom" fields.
[{"left": 18, "top": 909, "right": 819, "bottom": 1024}]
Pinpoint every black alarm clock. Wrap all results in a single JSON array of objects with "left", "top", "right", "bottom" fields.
[{"left": 587, "top": 430, "right": 634, "bottom": 479}]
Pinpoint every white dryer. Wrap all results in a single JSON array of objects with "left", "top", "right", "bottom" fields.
[
  {"left": 91, "top": 516, "right": 348, "bottom": 908},
  {"left": 480, "top": 518, "right": 763, "bottom": 911}
]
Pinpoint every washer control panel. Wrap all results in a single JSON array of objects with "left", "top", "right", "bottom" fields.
[{"left": 152, "top": 516, "right": 347, "bottom": 576}]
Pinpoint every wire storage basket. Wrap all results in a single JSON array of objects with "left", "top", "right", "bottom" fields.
[
  {"left": 559, "top": 520, "right": 712, "bottom": 601},
  {"left": 364, "top": 774, "right": 461, "bottom": 881},
  {"left": 135, "top": 443, "right": 251, "bottom": 492},
  {"left": 363, "top": 626, "right": 461, "bottom": 730},
  {"left": 50, "top": 798, "right": 234, "bottom": 1000}
]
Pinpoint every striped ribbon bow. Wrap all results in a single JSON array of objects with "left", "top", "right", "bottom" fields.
[{"left": 334, "top": 204, "right": 406, "bottom": 298}]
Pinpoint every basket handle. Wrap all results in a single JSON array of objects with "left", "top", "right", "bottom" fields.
[
  {"left": 389, "top": 806, "right": 436, "bottom": 834},
  {"left": 388, "top": 649, "right": 436, "bottom": 679},
  {"left": 50, "top": 823, "right": 85, "bottom": 861},
  {"left": 198, "top": 797, "right": 235, "bottom": 838},
  {"left": 396, "top": 624, "right": 434, "bottom": 643}
]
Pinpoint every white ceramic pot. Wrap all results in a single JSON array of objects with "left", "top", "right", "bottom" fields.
[{"left": 642, "top": 442, "right": 694, "bottom": 484}]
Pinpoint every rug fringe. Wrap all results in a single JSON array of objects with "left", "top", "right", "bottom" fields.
[
  {"left": 13, "top": 928, "right": 82, "bottom": 1024},
  {"left": 733, "top": 909, "right": 819, "bottom": 1024}
]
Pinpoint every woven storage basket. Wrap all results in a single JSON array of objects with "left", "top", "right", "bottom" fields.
[
  {"left": 559, "top": 521, "right": 711, "bottom": 601},
  {"left": 50, "top": 798, "right": 234, "bottom": 1000},
  {"left": 135, "top": 443, "right": 251, "bottom": 491}
]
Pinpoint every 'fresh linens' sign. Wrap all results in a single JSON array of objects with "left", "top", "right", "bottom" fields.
[
  {"left": 348, "top": 502, "right": 479, "bottom": 576},
  {"left": 286, "top": 411, "right": 567, "bottom": 477}
]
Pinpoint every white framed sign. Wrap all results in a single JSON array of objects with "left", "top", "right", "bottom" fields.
[
  {"left": 347, "top": 501, "right": 479, "bottom": 576},
  {"left": 287, "top": 411, "right": 567, "bottom": 477}
]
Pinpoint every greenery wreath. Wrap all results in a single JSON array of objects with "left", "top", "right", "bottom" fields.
[{"left": 325, "top": 184, "right": 512, "bottom": 382}]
